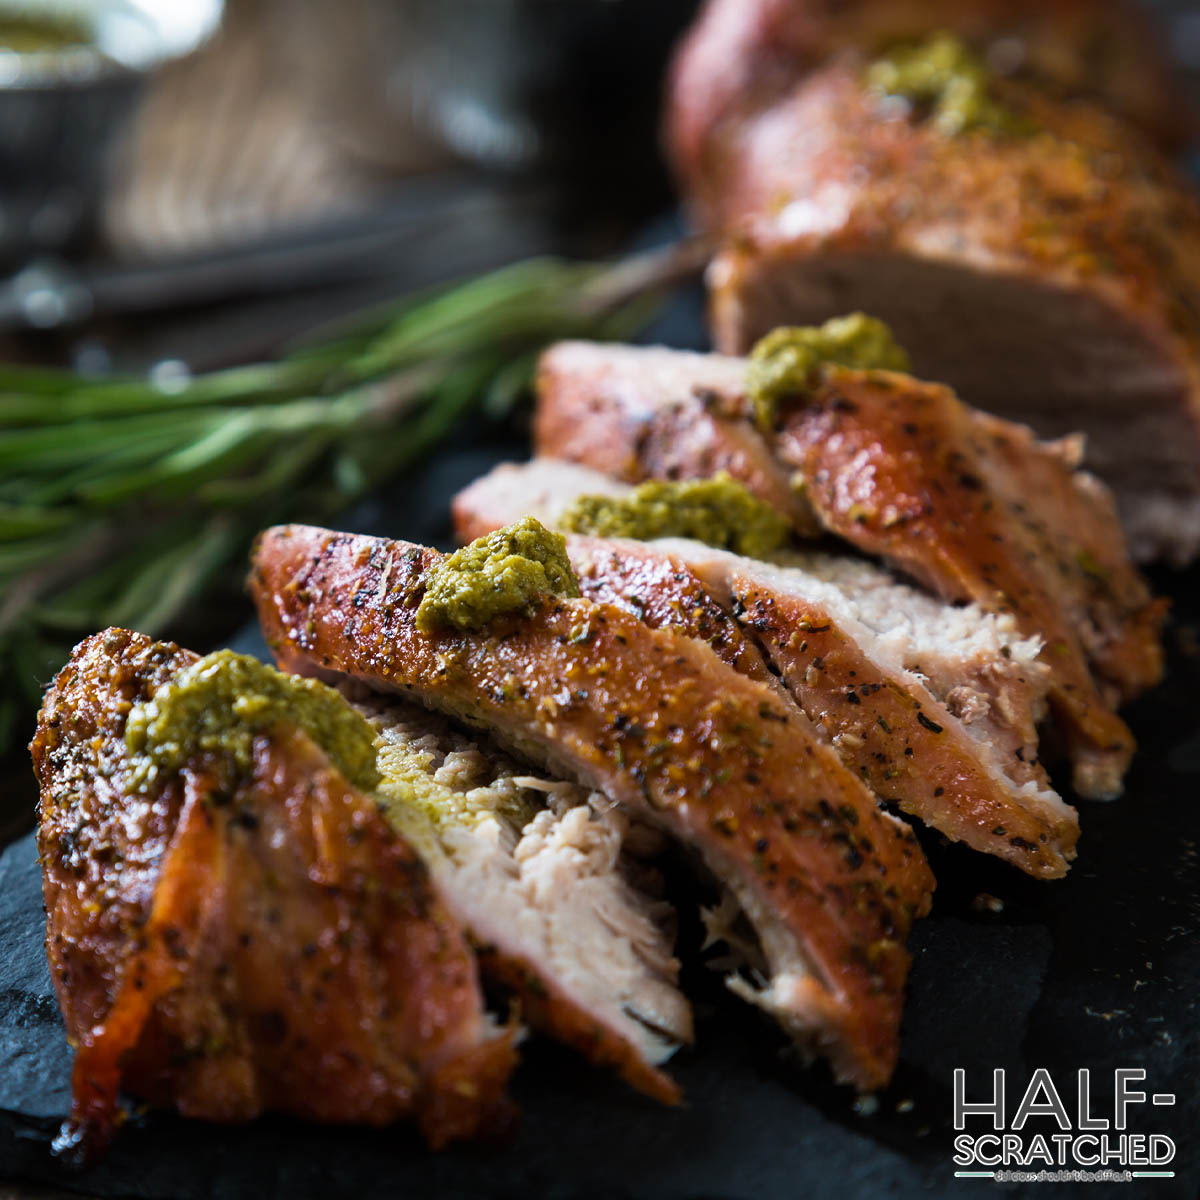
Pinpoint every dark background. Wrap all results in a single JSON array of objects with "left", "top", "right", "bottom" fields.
[{"left": 1, "top": 2, "right": 1199, "bottom": 1197}]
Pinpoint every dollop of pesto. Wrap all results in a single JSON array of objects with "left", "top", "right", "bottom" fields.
[
  {"left": 125, "top": 650, "right": 380, "bottom": 792},
  {"left": 416, "top": 516, "right": 581, "bottom": 633},
  {"left": 746, "top": 314, "right": 910, "bottom": 429},
  {"left": 559, "top": 472, "right": 791, "bottom": 559},
  {"left": 866, "top": 33, "right": 1032, "bottom": 138}
]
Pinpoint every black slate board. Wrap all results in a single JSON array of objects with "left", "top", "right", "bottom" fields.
[{"left": 3, "top": 291, "right": 1200, "bottom": 1197}]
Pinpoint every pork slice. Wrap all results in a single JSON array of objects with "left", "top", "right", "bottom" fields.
[
  {"left": 562, "top": 536, "right": 786, "bottom": 695},
  {"left": 453, "top": 458, "right": 1076, "bottom": 878},
  {"left": 773, "top": 369, "right": 1160, "bottom": 799},
  {"left": 535, "top": 341, "right": 821, "bottom": 536},
  {"left": 250, "top": 525, "right": 935, "bottom": 1090},
  {"left": 659, "top": 541, "right": 1076, "bottom": 878},
  {"left": 694, "top": 61, "right": 1200, "bottom": 564},
  {"left": 532, "top": 341, "right": 1163, "bottom": 800},
  {"left": 453, "top": 457, "right": 634, "bottom": 544},
  {"left": 350, "top": 693, "right": 690, "bottom": 1104},
  {"left": 969, "top": 414, "right": 1168, "bottom": 702},
  {"left": 32, "top": 629, "right": 515, "bottom": 1160}
]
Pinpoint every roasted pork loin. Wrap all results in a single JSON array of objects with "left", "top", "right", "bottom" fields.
[
  {"left": 454, "top": 458, "right": 1078, "bottom": 878},
  {"left": 31, "top": 630, "right": 516, "bottom": 1160},
  {"left": 668, "top": 41, "right": 1200, "bottom": 563},
  {"left": 251, "top": 525, "right": 935, "bottom": 1090},
  {"left": 668, "top": 0, "right": 1192, "bottom": 207},
  {"left": 534, "top": 341, "right": 1164, "bottom": 800},
  {"left": 352, "top": 693, "right": 691, "bottom": 1104}
]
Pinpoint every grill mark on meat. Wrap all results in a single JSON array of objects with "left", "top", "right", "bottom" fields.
[{"left": 250, "top": 525, "right": 935, "bottom": 1090}]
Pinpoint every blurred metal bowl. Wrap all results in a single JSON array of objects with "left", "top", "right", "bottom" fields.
[{"left": 0, "top": 0, "right": 223, "bottom": 261}]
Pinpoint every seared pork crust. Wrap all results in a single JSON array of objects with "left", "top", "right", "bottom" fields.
[
  {"left": 533, "top": 342, "right": 1164, "bottom": 800},
  {"left": 562, "top": 536, "right": 784, "bottom": 693},
  {"left": 668, "top": 0, "right": 1192, "bottom": 215},
  {"left": 772, "top": 370, "right": 1164, "bottom": 798},
  {"left": 250, "top": 526, "right": 935, "bottom": 1090},
  {"left": 32, "top": 629, "right": 514, "bottom": 1160}
]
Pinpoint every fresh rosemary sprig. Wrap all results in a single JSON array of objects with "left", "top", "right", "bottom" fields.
[{"left": 0, "top": 248, "right": 683, "bottom": 757}]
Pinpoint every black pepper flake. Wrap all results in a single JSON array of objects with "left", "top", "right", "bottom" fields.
[{"left": 916, "top": 712, "right": 944, "bottom": 734}]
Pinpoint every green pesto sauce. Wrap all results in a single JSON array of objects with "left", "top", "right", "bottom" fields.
[
  {"left": 416, "top": 516, "right": 581, "bottom": 633},
  {"left": 746, "top": 314, "right": 910, "bottom": 429},
  {"left": 866, "top": 33, "right": 1033, "bottom": 138},
  {"left": 125, "top": 650, "right": 381, "bottom": 793},
  {"left": 559, "top": 471, "right": 792, "bottom": 559}
]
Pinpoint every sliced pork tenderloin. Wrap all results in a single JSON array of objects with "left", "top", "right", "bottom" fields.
[
  {"left": 532, "top": 341, "right": 1164, "bottom": 800},
  {"left": 350, "top": 692, "right": 691, "bottom": 1104},
  {"left": 970, "top": 415, "right": 1167, "bottom": 703},
  {"left": 251, "top": 524, "right": 935, "bottom": 1091},
  {"left": 453, "top": 458, "right": 1077, "bottom": 878}
]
